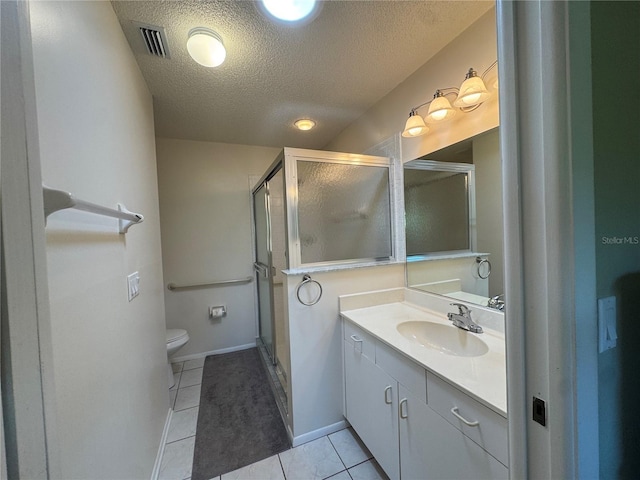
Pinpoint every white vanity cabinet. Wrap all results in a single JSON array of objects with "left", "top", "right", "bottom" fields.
[
  {"left": 344, "top": 322, "right": 400, "bottom": 479},
  {"left": 399, "top": 383, "right": 508, "bottom": 479},
  {"left": 343, "top": 319, "right": 508, "bottom": 480}
]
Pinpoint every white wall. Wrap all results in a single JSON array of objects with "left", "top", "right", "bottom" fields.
[
  {"left": 285, "top": 264, "right": 405, "bottom": 444},
  {"left": 30, "top": 1, "right": 167, "bottom": 478},
  {"left": 156, "top": 138, "right": 279, "bottom": 357},
  {"left": 325, "top": 9, "right": 498, "bottom": 162}
]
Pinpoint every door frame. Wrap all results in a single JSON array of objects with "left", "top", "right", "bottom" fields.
[
  {"left": 252, "top": 162, "right": 284, "bottom": 364},
  {"left": 498, "top": 0, "right": 594, "bottom": 477},
  {"left": 1, "top": 0, "right": 59, "bottom": 477},
  {"left": 1, "top": 1, "right": 591, "bottom": 478}
]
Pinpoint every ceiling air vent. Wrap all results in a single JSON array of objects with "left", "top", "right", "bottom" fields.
[{"left": 135, "top": 22, "right": 170, "bottom": 59}]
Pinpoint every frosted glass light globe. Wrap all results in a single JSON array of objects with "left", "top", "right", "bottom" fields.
[
  {"left": 262, "top": 0, "right": 317, "bottom": 22},
  {"left": 187, "top": 28, "right": 226, "bottom": 68}
]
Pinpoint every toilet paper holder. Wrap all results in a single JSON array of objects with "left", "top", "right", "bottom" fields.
[{"left": 209, "top": 305, "right": 227, "bottom": 318}]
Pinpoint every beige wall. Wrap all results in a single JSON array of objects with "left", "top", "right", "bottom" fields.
[
  {"left": 325, "top": 9, "right": 498, "bottom": 162},
  {"left": 407, "top": 256, "right": 489, "bottom": 298},
  {"left": 285, "top": 264, "right": 406, "bottom": 444},
  {"left": 325, "top": 9, "right": 500, "bottom": 308},
  {"left": 156, "top": 138, "right": 279, "bottom": 357},
  {"left": 30, "top": 1, "right": 167, "bottom": 478},
  {"left": 474, "top": 129, "right": 504, "bottom": 297}
]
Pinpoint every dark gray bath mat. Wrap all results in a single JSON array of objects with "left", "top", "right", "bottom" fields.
[{"left": 191, "top": 348, "right": 290, "bottom": 480}]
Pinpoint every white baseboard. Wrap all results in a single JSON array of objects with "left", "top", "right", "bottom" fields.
[
  {"left": 151, "top": 408, "right": 173, "bottom": 480},
  {"left": 171, "top": 342, "right": 256, "bottom": 363},
  {"left": 291, "top": 420, "right": 348, "bottom": 447}
]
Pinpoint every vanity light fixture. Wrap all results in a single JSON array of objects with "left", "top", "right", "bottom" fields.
[
  {"left": 453, "top": 68, "right": 491, "bottom": 108},
  {"left": 401, "top": 61, "right": 497, "bottom": 138},
  {"left": 401, "top": 110, "right": 429, "bottom": 138},
  {"left": 187, "top": 28, "right": 226, "bottom": 67},
  {"left": 294, "top": 119, "right": 316, "bottom": 131},
  {"left": 425, "top": 90, "right": 457, "bottom": 123}
]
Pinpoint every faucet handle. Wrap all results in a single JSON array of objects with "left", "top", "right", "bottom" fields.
[{"left": 450, "top": 303, "right": 471, "bottom": 315}]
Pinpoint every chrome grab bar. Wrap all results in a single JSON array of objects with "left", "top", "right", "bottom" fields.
[{"left": 167, "top": 276, "right": 253, "bottom": 291}]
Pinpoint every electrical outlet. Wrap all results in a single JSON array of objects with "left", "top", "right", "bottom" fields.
[{"left": 127, "top": 272, "right": 140, "bottom": 301}]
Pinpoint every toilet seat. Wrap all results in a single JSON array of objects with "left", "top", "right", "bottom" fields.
[
  {"left": 166, "top": 328, "right": 190, "bottom": 389},
  {"left": 166, "top": 328, "right": 188, "bottom": 343}
]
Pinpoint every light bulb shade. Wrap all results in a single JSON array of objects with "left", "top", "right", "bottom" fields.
[
  {"left": 262, "top": 0, "right": 317, "bottom": 22},
  {"left": 425, "top": 95, "right": 456, "bottom": 123},
  {"left": 453, "top": 74, "right": 490, "bottom": 107},
  {"left": 294, "top": 119, "right": 316, "bottom": 131},
  {"left": 187, "top": 28, "right": 226, "bottom": 67},
  {"left": 402, "top": 113, "right": 428, "bottom": 138}
]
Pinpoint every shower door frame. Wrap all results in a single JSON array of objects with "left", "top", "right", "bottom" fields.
[
  {"left": 252, "top": 155, "right": 287, "bottom": 365},
  {"left": 283, "top": 147, "right": 397, "bottom": 269}
]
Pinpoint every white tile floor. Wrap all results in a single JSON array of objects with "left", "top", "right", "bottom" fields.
[{"left": 158, "top": 359, "right": 388, "bottom": 480}]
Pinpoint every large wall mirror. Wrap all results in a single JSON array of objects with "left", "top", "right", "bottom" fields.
[{"left": 405, "top": 128, "right": 504, "bottom": 309}]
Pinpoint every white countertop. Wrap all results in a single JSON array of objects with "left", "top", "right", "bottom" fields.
[{"left": 340, "top": 301, "right": 507, "bottom": 417}]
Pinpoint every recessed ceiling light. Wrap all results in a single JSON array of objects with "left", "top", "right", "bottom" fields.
[
  {"left": 261, "top": 0, "right": 317, "bottom": 22},
  {"left": 294, "top": 119, "right": 316, "bottom": 131},
  {"left": 186, "top": 27, "right": 226, "bottom": 68}
]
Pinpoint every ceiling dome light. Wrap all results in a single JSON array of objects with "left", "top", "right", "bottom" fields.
[
  {"left": 453, "top": 68, "right": 491, "bottom": 107},
  {"left": 262, "top": 0, "right": 317, "bottom": 22},
  {"left": 425, "top": 91, "right": 456, "bottom": 124},
  {"left": 401, "top": 111, "right": 428, "bottom": 138},
  {"left": 294, "top": 119, "right": 316, "bottom": 131},
  {"left": 187, "top": 28, "right": 226, "bottom": 68}
]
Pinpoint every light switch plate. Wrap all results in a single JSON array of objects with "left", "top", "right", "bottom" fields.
[
  {"left": 598, "top": 296, "right": 617, "bottom": 352},
  {"left": 127, "top": 271, "right": 140, "bottom": 301}
]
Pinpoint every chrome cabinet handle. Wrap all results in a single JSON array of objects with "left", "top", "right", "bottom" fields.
[
  {"left": 399, "top": 398, "right": 408, "bottom": 419},
  {"left": 450, "top": 406, "right": 479, "bottom": 427},
  {"left": 384, "top": 386, "right": 392, "bottom": 405},
  {"left": 350, "top": 334, "right": 363, "bottom": 344}
]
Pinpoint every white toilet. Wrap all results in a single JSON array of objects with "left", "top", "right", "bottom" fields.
[{"left": 166, "top": 328, "right": 189, "bottom": 388}]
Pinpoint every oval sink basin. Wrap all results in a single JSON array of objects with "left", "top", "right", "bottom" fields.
[{"left": 397, "top": 321, "right": 489, "bottom": 357}]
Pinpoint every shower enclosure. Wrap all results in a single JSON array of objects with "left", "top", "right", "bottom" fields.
[{"left": 252, "top": 148, "right": 394, "bottom": 415}]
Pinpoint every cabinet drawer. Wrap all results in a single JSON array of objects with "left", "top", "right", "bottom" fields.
[
  {"left": 343, "top": 319, "right": 376, "bottom": 361},
  {"left": 376, "top": 341, "right": 426, "bottom": 404},
  {"left": 427, "top": 372, "right": 508, "bottom": 466}
]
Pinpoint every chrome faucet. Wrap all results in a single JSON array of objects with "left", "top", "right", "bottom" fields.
[
  {"left": 487, "top": 294, "right": 505, "bottom": 311},
  {"left": 447, "top": 303, "right": 483, "bottom": 334}
]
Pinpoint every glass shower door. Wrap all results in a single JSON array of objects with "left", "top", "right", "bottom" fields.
[{"left": 253, "top": 183, "right": 275, "bottom": 361}]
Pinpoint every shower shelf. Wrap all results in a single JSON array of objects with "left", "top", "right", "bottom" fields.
[{"left": 42, "top": 185, "right": 144, "bottom": 234}]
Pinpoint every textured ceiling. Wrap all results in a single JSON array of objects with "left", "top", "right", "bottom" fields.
[{"left": 111, "top": 1, "right": 494, "bottom": 149}]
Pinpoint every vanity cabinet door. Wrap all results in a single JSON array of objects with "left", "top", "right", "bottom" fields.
[
  {"left": 398, "top": 385, "right": 508, "bottom": 480},
  {"left": 344, "top": 340, "right": 400, "bottom": 480}
]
